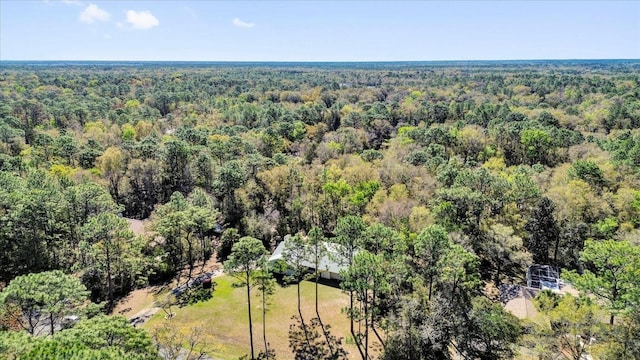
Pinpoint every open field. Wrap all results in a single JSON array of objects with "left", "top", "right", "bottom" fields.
[{"left": 145, "top": 275, "right": 360, "bottom": 360}]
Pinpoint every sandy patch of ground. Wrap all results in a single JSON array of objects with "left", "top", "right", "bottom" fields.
[
  {"left": 183, "top": 257, "right": 222, "bottom": 277},
  {"left": 113, "top": 286, "right": 160, "bottom": 319},
  {"left": 125, "top": 218, "right": 148, "bottom": 236},
  {"left": 504, "top": 287, "right": 539, "bottom": 319}
]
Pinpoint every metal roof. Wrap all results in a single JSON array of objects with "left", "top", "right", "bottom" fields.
[{"left": 268, "top": 236, "right": 348, "bottom": 275}]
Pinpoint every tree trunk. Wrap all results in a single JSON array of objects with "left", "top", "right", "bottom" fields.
[
  {"left": 27, "top": 312, "right": 37, "bottom": 335},
  {"left": 610, "top": 284, "right": 619, "bottom": 325},
  {"left": 371, "top": 288, "right": 385, "bottom": 349},
  {"left": 246, "top": 271, "right": 255, "bottom": 360},
  {"left": 351, "top": 290, "right": 366, "bottom": 360},
  {"left": 262, "top": 285, "right": 268, "bottom": 356},
  {"left": 49, "top": 312, "right": 55, "bottom": 336},
  {"left": 187, "top": 233, "right": 194, "bottom": 278},
  {"left": 315, "top": 265, "right": 319, "bottom": 316},
  {"left": 364, "top": 293, "right": 369, "bottom": 360},
  {"left": 298, "top": 280, "right": 302, "bottom": 320},
  {"left": 314, "top": 255, "right": 336, "bottom": 356},
  {"left": 350, "top": 290, "right": 355, "bottom": 336}
]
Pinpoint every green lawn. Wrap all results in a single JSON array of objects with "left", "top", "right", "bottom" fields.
[{"left": 145, "top": 275, "right": 359, "bottom": 359}]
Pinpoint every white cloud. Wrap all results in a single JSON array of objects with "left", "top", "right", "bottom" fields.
[
  {"left": 79, "top": 4, "right": 110, "bottom": 23},
  {"left": 126, "top": 10, "right": 159, "bottom": 30},
  {"left": 232, "top": 17, "right": 255, "bottom": 28}
]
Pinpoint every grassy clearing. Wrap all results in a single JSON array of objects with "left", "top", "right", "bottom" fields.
[{"left": 145, "top": 275, "right": 359, "bottom": 359}]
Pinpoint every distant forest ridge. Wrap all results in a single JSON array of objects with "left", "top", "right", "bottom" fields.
[{"left": 1, "top": 59, "right": 639, "bottom": 69}]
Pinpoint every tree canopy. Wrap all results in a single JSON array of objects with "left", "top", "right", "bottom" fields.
[{"left": 1, "top": 60, "right": 639, "bottom": 360}]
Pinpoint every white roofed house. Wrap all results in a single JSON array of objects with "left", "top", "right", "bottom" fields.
[{"left": 268, "top": 235, "right": 349, "bottom": 281}]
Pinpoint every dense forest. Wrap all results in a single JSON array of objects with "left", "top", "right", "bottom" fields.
[{"left": 0, "top": 60, "right": 639, "bottom": 359}]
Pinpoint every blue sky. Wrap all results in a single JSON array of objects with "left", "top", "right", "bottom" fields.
[{"left": 1, "top": 0, "right": 639, "bottom": 61}]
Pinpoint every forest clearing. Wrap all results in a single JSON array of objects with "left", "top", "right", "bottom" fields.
[{"left": 145, "top": 276, "right": 357, "bottom": 360}]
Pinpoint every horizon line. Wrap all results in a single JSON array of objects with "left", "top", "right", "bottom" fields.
[{"left": 2, "top": 58, "right": 639, "bottom": 63}]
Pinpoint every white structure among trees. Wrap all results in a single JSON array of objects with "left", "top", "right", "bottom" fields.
[
  {"left": 268, "top": 235, "right": 346, "bottom": 280},
  {"left": 526, "top": 264, "right": 560, "bottom": 291}
]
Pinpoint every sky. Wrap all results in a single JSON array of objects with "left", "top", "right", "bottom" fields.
[{"left": 1, "top": 0, "right": 639, "bottom": 61}]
